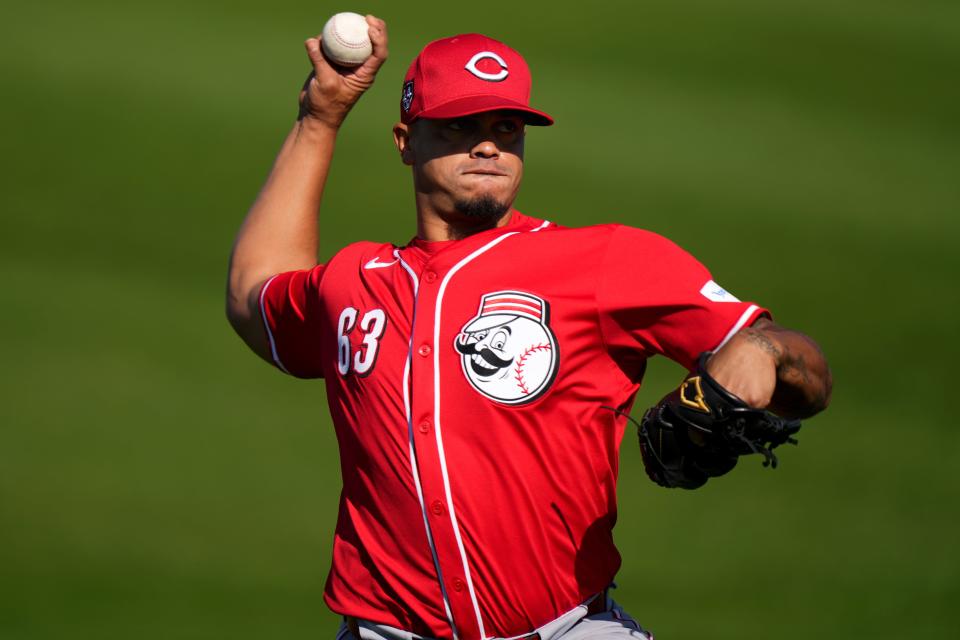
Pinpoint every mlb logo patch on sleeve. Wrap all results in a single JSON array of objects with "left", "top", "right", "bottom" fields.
[{"left": 699, "top": 280, "right": 741, "bottom": 303}]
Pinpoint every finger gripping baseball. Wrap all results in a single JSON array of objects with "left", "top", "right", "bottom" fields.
[{"left": 632, "top": 352, "right": 802, "bottom": 489}]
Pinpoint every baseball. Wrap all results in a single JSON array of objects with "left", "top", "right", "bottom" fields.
[{"left": 321, "top": 12, "right": 373, "bottom": 67}]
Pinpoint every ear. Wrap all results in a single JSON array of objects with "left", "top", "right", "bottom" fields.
[{"left": 392, "top": 123, "right": 415, "bottom": 166}]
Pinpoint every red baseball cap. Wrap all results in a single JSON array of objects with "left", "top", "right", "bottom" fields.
[{"left": 400, "top": 33, "right": 554, "bottom": 126}]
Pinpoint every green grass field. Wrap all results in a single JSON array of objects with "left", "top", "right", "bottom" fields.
[{"left": 2, "top": 1, "right": 958, "bottom": 638}]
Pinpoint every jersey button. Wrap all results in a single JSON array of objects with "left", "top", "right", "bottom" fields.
[
  {"left": 418, "top": 344, "right": 432, "bottom": 357},
  {"left": 424, "top": 271, "right": 437, "bottom": 283},
  {"left": 418, "top": 420, "right": 431, "bottom": 434},
  {"left": 452, "top": 578, "right": 465, "bottom": 592},
  {"left": 430, "top": 500, "right": 445, "bottom": 516}
]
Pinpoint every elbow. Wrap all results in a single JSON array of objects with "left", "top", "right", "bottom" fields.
[
  {"left": 792, "top": 359, "right": 833, "bottom": 419},
  {"left": 225, "top": 298, "right": 247, "bottom": 336},
  {"left": 770, "top": 355, "right": 833, "bottom": 420},
  {"left": 772, "top": 325, "right": 833, "bottom": 418},
  {"left": 224, "top": 270, "right": 275, "bottom": 364},
  {"left": 225, "top": 280, "right": 243, "bottom": 332},
  {"left": 815, "top": 363, "right": 834, "bottom": 414},
  {"left": 226, "top": 288, "right": 261, "bottom": 339},
  {"left": 224, "top": 269, "right": 260, "bottom": 338},
  {"left": 803, "top": 342, "right": 833, "bottom": 416}
]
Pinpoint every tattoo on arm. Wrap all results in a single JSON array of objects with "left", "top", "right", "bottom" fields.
[
  {"left": 747, "top": 323, "right": 831, "bottom": 417},
  {"left": 780, "top": 352, "right": 813, "bottom": 388},
  {"left": 741, "top": 327, "right": 782, "bottom": 360}
]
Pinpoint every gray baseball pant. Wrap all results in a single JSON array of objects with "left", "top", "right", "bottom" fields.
[{"left": 335, "top": 594, "right": 653, "bottom": 640}]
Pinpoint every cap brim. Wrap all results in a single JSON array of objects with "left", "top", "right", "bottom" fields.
[{"left": 414, "top": 94, "right": 554, "bottom": 126}]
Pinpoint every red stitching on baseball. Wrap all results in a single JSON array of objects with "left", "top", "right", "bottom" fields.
[{"left": 514, "top": 343, "right": 551, "bottom": 395}]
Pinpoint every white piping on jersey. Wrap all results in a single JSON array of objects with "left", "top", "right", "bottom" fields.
[
  {"left": 531, "top": 220, "right": 551, "bottom": 232},
  {"left": 714, "top": 304, "right": 760, "bottom": 351},
  {"left": 395, "top": 249, "right": 460, "bottom": 640},
  {"left": 433, "top": 231, "right": 523, "bottom": 640},
  {"left": 258, "top": 275, "right": 291, "bottom": 375}
]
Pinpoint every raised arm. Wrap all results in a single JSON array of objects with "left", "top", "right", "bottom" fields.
[
  {"left": 226, "top": 16, "right": 388, "bottom": 361},
  {"left": 706, "top": 317, "right": 832, "bottom": 419}
]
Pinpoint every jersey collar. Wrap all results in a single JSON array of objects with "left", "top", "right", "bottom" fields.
[{"left": 406, "top": 210, "right": 545, "bottom": 256}]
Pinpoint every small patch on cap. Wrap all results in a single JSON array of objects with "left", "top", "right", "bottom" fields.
[{"left": 401, "top": 80, "right": 415, "bottom": 112}]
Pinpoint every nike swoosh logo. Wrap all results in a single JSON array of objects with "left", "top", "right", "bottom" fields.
[{"left": 364, "top": 257, "right": 399, "bottom": 270}]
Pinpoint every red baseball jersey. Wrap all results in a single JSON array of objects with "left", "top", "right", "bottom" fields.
[{"left": 258, "top": 211, "right": 766, "bottom": 640}]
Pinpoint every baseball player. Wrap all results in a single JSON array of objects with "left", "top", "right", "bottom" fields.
[{"left": 226, "top": 17, "right": 831, "bottom": 640}]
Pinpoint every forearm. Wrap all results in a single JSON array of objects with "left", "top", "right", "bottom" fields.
[
  {"left": 226, "top": 117, "right": 337, "bottom": 356},
  {"left": 707, "top": 318, "right": 832, "bottom": 419},
  {"left": 225, "top": 17, "right": 387, "bottom": 360},
  {"left": 748, "top": 320, "right": 832, "bottom": 418}
]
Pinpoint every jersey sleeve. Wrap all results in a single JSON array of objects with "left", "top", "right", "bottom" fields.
[
  {"left": 258, "top": 265, "right": 327, "bottom": 378},
  {"left": 597, "top": 226, "right": 768, "bottom": 373}
]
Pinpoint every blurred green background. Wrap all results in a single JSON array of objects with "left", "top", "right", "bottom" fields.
[{"left": 2, "top": 0, "right": 957, "bottom": 638}]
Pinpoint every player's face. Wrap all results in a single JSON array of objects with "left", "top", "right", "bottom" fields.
[{"left": 395, "top": 111, "right": 525, "bottom": 220}]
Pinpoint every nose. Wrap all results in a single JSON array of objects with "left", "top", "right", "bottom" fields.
[{"left": 470, "top": 138, "right": 500, "bottom": 159}]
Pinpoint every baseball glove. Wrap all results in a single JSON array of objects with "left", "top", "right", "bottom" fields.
[{"left": 612, "top": 353, "right": 802, "bottom": 489}]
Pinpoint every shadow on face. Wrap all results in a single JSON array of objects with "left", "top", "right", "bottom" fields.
[{"left": 393, "top": 111, "right": 527, "bottom": 222}]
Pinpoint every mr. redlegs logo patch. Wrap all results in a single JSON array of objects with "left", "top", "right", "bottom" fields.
[{"left": 454, "top": 291, "right": 559, "bottom": 405}]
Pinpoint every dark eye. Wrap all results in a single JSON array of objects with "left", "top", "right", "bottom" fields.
[
  {"left": 447, "top": 118, "right": 473, "bottom": 132},
  {"left": 495, "top": 120, "right": 521, "bottom": 134}
]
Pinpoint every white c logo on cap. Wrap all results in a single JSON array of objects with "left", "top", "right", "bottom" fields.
[{"left": 464, "top": 51, "right": 509, "bottom": 82}]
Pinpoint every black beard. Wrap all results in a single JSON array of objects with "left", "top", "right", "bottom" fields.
[{"left": 452, "top": 194, "right": 510, "bottom": 222}]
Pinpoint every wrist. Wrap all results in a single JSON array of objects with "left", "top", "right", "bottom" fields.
[
  {"left": 295, "top": 114, "right": 341, "bottom": 138},
  {"left": 293, "top": 116, "right": 340, "bottom": 145}
]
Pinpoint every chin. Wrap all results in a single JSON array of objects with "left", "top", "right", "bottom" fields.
[{"left": 453, "top": 193, "right": 511, "bottom": 221}]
